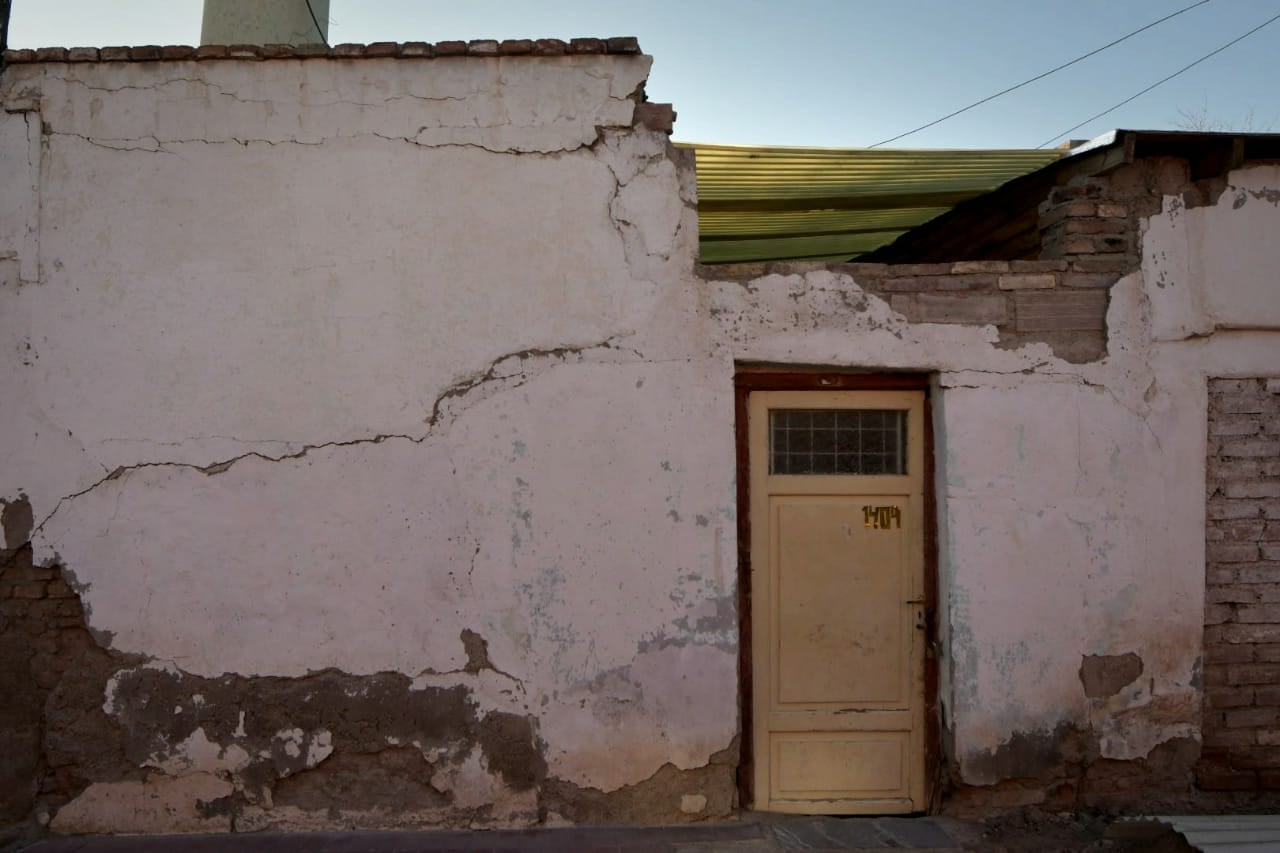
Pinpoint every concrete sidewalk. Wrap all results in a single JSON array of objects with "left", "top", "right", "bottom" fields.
[
  {"left": 13, "top": 812, "right": 1153, "bottom": 853},
  {"left": 15, "top": 816, "right": 980, "bottom": 852}
]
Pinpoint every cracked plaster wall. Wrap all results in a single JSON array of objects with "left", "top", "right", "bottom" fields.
[
  {"left": 1, "top": 53, "right": 1279, "bottom": 831},
  {"left": 0, "top": 54, "right": 741, "bottom": 832}
]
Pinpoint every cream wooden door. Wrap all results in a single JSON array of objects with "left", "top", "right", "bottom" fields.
[{"left": 749, "top": 390, "right": 926, "bottom": 814}]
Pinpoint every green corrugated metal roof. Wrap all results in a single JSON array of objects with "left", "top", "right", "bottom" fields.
[{"left": 678, "top": 142, "right": 1062, "bottom": 263}]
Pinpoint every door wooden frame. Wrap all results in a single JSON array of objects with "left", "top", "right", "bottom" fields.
[{"left": 733, "top": 366, "right": 940, "bottom": 813}]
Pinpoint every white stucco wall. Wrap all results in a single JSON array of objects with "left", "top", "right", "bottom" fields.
[
  {"left": 1146, "top": 165, "right": 1280, "bottom": 339},
  {"left": 2, "top": 52, "right": 1279, "bottom": 825},
  {"left": 0, "top": 55, "right": 745, "bottom": 824}
]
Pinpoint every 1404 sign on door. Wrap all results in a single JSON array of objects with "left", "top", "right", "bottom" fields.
[{"left": 863, "top": 505, "right": 902, "bottom": 530}]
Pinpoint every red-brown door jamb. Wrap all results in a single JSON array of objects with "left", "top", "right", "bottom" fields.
[{"left": 733, "top": 366, "right": 941, "bottom": 812}]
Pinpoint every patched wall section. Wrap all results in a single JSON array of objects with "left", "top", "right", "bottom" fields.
[{"left": 1200, "top": 377, "right": 1280, "bottom": 792}]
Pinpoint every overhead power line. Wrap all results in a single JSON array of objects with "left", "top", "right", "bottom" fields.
[
  {"left": 867, "top": 0, "right": 1212, "bottom": 148},
  {"left": 305, "top": 0, "right": 329, "bottom": 48},
  {"left": 1037, "top": 8, "right": 1280, "bottom": 148}
]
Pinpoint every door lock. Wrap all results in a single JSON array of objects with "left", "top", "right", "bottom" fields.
[{"left": 907, "top": 601, "right": 928, "bottom": 631}]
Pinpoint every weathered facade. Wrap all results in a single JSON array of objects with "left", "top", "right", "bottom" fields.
[{"left": 1, "top": 40, "right": 1279, "bottom": 836}]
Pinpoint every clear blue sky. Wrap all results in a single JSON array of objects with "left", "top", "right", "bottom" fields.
[{"left": 8, "top": 0, "right": 1278, "bottom": 149}]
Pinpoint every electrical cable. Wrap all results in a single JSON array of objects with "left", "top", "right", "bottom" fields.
[
  {"left": 305, "top": 0, "right": 329, "bottom": 48},
  {"left": 1036, "top": 8, "right": 1280, "bottom": 148},
  {"left": 867, "top": 0, "right": 1212, "bottom": 148}
]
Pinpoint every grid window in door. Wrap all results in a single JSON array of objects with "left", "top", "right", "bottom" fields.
[{"left": 769, "top": 409, "right": 907, "bottom": 475}]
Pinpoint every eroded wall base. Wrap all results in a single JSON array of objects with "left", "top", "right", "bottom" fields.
[
  {"left": 2, "top": 494, "right": 737, "bottom": 836},
  {"left": 1, "top": 496, "right": 141, "bottom": 834},
  {"left": 944, "top": 727, "right": 1200, "bottom": 815}
]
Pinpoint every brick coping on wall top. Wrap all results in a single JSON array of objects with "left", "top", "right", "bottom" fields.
[{"left": 2, "top": 38, "right": 643, "bottom": 65}]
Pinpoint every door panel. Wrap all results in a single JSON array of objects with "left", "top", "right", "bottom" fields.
[
  {"left": 749, "top": 390, "right": 926, "bottom": 814},
  {"left": 774, "top": 496, "right": 909, "bottom": 706},
  {"left": 772, "top": 732, "right": 909, "bottom": 799}
]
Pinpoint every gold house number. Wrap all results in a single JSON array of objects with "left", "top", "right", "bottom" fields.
[{"left": 863, "top": 505, "right": 902, "bottom": 530}]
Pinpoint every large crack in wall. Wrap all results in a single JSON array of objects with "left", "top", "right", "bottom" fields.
[{"left": 29, "top": 336, "right": 637, "bottom": 546}]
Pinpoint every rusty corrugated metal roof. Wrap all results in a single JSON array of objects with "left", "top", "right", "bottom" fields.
[{"left": 678, "top": 142, "right": 1062, "bottom": 263}]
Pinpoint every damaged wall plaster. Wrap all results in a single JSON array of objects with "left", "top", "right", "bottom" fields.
[
  {"left": 0, "top": 51, "right": 737, "bottom": 834},
  {"left": 2, "top": 49, "right": 1279, "bottom": 832}
]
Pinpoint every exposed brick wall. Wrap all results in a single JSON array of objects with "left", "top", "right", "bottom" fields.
[
  {"left": 699, "top": 259, "right": 1124, "bottom": 363},
  {"left": 0, "top": 496, "right": 132, "bottom": 835},
  {"left": 1039, "top": 186, "right": 1135, "bottom": 267},
  {"left": 1036, "top": 157, "right": 1222, "bottom": 274},
  {"left": 1200, "top": 378, "right": 1280, "bottom": 792}
]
